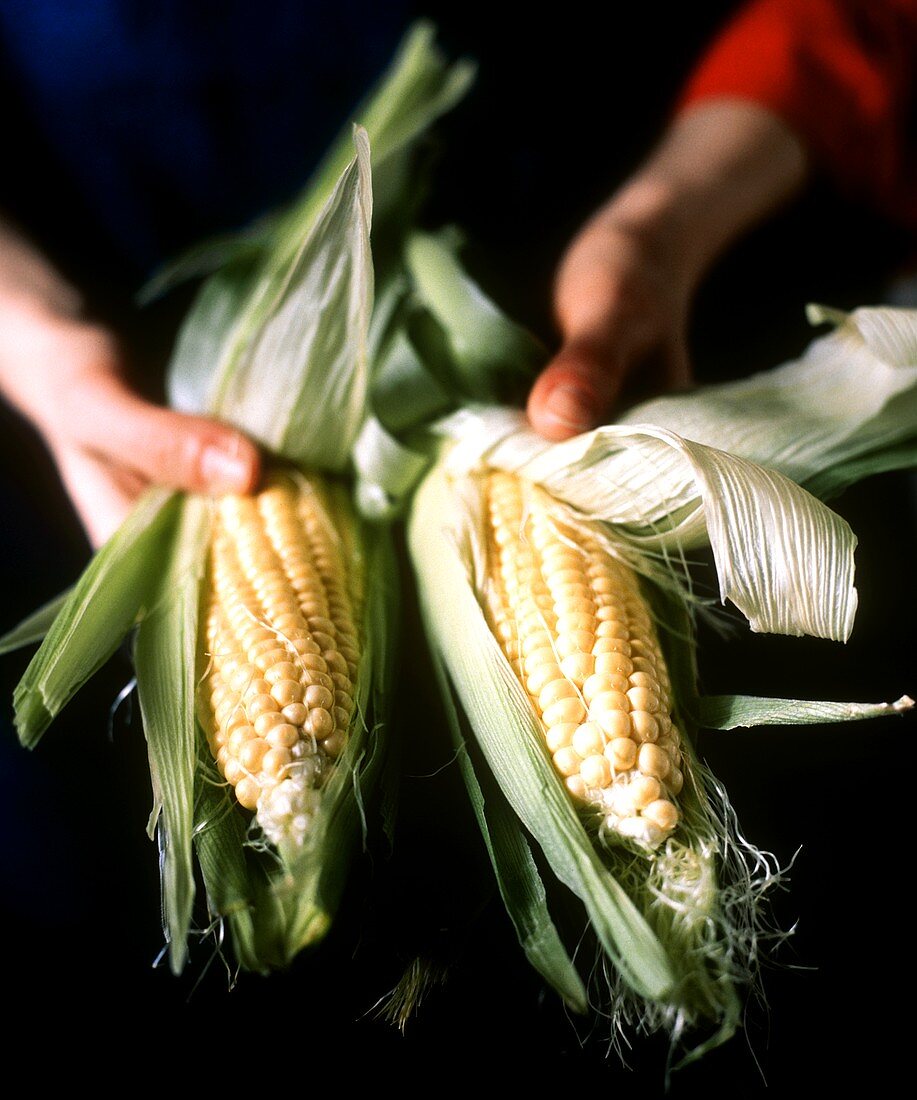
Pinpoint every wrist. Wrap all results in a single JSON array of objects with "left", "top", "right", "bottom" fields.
[
  {"left": 555, "top": 189, "right": 694, "bottom": 344},
  {"left": 588, "top": 179, "right": 703, "bottom": 290},
  {"left": 0, "top": 303, "right": 118, "bottom": 437},
  {"left": 0, "top": 212, "right": 84, "bottom": 311}
]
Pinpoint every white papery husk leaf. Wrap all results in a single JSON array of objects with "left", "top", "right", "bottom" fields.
[
  {"left": 435, "top": 407, "right": 860, "bottom": 640},
  {"left": 618, "top": 305, "right": 917, "bottom": 480}
]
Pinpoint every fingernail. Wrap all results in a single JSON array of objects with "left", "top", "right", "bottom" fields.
[
  {"left": 202, "top": 444, "right": 251, "bottom": 490},
  {"left": 543, "top": 384, "right": 596, "bottom": 433}
]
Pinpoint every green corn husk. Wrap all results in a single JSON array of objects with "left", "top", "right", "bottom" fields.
[{"left": 3, "top": 23, "right": 469, "bottom": 974}]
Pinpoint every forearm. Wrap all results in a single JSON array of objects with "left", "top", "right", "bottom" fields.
[
  {"left": 0, "top": 214, "right": 100, "bottom": 429},
  {"left": 579, "top": 100, "right": 808, "bottom": 292},
  {"left": 0, "top": 214, "right": 85, "bottom": 323}
]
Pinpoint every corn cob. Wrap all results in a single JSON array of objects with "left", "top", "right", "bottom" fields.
[
  {"left": 198, "top": 468, "right": 364, "bottom": 850},
  {"left": 483, "top": 471, "right": 684, "bottom": 849}
]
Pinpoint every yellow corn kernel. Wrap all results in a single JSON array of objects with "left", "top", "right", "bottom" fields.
[{"left": 572, "top": 722, "right": 605, "bottom": 758}]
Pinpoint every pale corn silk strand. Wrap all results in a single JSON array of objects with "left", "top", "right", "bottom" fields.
[{"left": 198, "top": 470, "right": 364, "bottom": 850}]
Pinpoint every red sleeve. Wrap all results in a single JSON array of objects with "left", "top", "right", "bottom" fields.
[{"left": 678, "top": 0, "right": 917, "bottom": 228}]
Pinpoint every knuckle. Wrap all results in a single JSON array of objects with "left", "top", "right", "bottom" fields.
[
  {"left": 178, "top": 427, "right": 210, "bottom": 488},
  {"left": 138, "top": 416, "right": 207, "bottom": 489}
]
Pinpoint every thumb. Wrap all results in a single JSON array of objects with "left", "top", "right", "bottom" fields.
[
  {"left": 526, "top": 338, "right": 624, "bottom": 441},
  {"left": 69, "top": 373, "right": 261, "bottom": 495}
]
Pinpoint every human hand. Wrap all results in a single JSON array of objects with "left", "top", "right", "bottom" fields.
[
  {"left": 527, "top": 101, "right": 809, "bottom": 441},
  {"left": 527, "top": 209, "right": 692, "bottom": 441},
  {"left": 0, "top": 306, "right": 260, "bottom": 547}
]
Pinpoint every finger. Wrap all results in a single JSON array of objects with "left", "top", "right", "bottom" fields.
[
  {"left": 66, "top": 373, "right": 261, "bottom": 495},
  {"left": 55, "top": 446, "right": 149, "bottom": 549},
  {"left": 527, "top": 339, "right": 625, "bottom": 441},
  {"left": 610, "top": 335, "right": 693, "bottom": 409}
]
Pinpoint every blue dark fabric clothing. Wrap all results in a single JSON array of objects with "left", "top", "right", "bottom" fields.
[{"left": 0, "top": 1, "right": 406, "bottom": 283}]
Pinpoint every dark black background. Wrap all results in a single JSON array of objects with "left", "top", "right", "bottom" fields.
[{"left": 1, "top": 4, "right": 914, "bottom": 1090}]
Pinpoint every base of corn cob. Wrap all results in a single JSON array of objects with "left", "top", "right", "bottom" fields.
[{"left": 198, "top": 469, "right": 364, "bottom": 850}]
